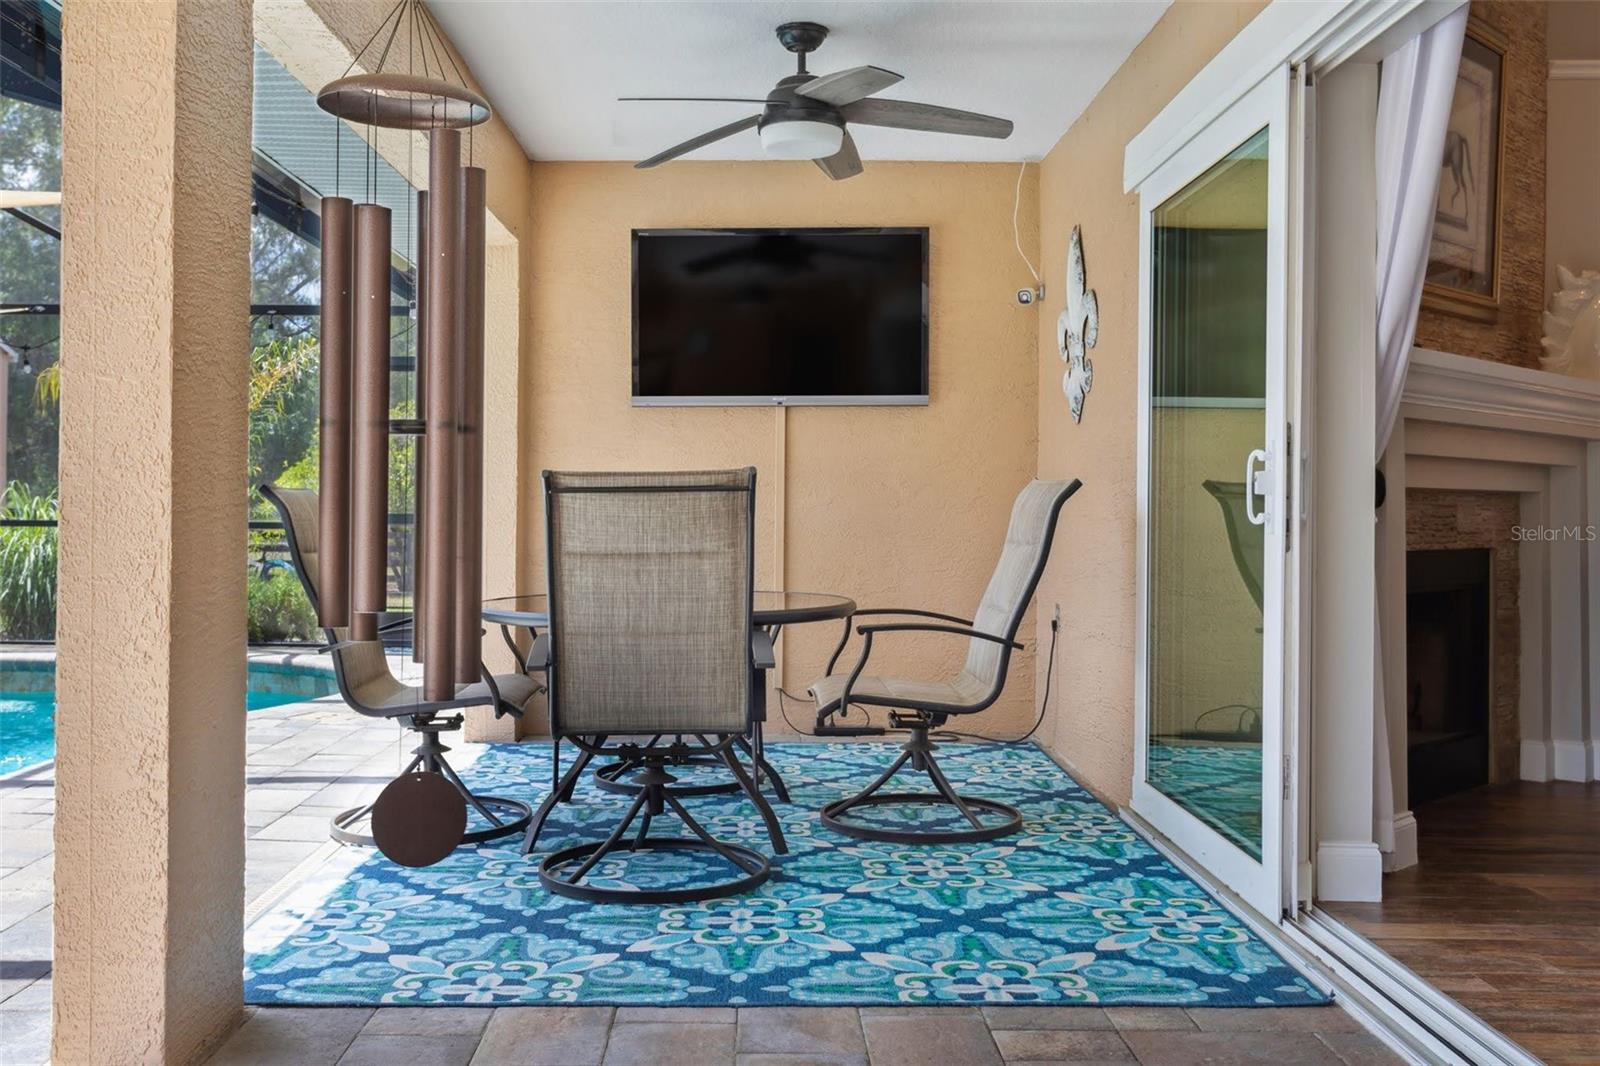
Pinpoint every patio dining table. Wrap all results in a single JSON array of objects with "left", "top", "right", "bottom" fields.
[{"left": 482, "top": 590, "right": 856, "bottom": 800}]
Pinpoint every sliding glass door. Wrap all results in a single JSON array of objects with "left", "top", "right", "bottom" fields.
[{"left": 1133, "top": 70, "right": 1294, "bottom": 918}]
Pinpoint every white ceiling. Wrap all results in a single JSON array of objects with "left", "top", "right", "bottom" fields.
[{"left": 428, "top": 1, "right": 1170, "bottom": 163}]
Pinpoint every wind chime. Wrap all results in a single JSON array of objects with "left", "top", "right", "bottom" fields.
[{"left": 315, "top": 0, "right": 489, "bottom": 703}]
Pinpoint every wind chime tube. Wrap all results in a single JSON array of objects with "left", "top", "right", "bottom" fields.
[
  {"left": 412, "top": 190, "right": 429, "bottom": 664},
  {"left": 351, "top": 203, "right": 393, "bottom": 642},
  {"left": 422, "top": 128, "right": 462, "bottom": 700},
  {"left": 317, "top": 196, "right": 355, "bottom": 628},
  {"left": 452, "top": 166, "right": 487, "bottom": 683}
]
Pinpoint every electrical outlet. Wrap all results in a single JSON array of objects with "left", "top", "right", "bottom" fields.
[{"left": 1052, "top": 603, "right": 1061, "bottom": 626}]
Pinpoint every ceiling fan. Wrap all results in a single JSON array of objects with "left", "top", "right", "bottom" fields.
[{"left": 622, "top": 21, "right": 1013, "bottom": 180}]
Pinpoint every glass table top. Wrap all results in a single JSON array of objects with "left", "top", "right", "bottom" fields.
[{"left": 482, "top": 591, "right": 856, "bottom": 627}]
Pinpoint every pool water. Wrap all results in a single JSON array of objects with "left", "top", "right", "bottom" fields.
[
  {"left": 0, "top": 692, "right": 56, "bottom": 775},
  {"left": 0, "top": 665, "right": 339, "bottom": 775}
]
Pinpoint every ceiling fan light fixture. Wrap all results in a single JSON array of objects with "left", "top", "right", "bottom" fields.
[{"left": 759, "top": 119, "right": 844, "bottom": 160}]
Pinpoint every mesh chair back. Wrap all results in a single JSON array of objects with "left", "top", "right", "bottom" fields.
[
  {"left": 544, "top": 469, "right": 756, "bottom": 736},
  {"left": 962, "top": 479, "right": 1080, "bottom": 692},
  {"left": 259, "top": 484, "right": 398, "bottom": 708}
]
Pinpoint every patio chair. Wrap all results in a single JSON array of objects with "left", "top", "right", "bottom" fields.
[
  {"left": 259, "top": 483, "right": 535, "bottom": 861},
  {"left": 808, "top": 477, "right": 1081, "bottom": 843},
  {"left": 524, "top": 468, "right": 787, "bottom": 904}
]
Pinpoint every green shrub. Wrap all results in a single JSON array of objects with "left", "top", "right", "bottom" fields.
[
  {"left": 247, "top": 568, "right": 318, "bottom": 643},
  {"left": 0, "top": 482, "right": 58, "bottom": 641}
]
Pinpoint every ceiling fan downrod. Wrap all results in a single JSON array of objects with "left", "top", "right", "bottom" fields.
[{"left": 776, "top": 21, "right": 829, "bottom": 75}]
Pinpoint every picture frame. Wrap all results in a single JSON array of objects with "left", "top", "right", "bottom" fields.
[{"left": 1422, "top": 17, "right": 1507, "bottom": 323}]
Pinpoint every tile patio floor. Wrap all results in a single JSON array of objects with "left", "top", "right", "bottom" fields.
[
  {"left": 1, "top": 699, "right": 1397, "bottom": 1066},
  {"left": 1, "top": 697, "right": 406, "bottom": 1066},
  {"left": 204, "top": 1002, "right": 1397, "bottom": 1066}
]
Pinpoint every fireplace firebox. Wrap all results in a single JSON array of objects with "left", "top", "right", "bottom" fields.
[{"left": 1406, "top": 548, "right": 1491, "bottom": 806}]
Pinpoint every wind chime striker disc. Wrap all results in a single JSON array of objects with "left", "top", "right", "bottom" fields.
[{"left": 370, "top": 771, "right": 468, "bottom": 867}]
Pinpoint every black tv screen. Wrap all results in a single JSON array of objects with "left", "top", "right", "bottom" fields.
[{"left": 632, "top": 228, "right": 929, "bottom": 405}]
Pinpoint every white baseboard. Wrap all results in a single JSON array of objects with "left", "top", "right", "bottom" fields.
[
  {"left": 1316, "top": 840, "right": 1384, "bottom": 902},
  {"left": 1520, "top": 740, "right": 1552, "bottom": 782},
  {"left": 1382, "top": 811, "right": 1417, "bottom": 872},
  {"left": 1552, "top": 739, "right": 1595, "bottom": 782}
]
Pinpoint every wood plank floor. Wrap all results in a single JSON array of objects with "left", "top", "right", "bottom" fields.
[{"left": 1322, "top": 781, "right": 1600, "bottom": 1065}]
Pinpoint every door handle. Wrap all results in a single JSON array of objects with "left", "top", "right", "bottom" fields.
[{"left": 1245, "top": 448, "right": 1270, "bottom": 527}]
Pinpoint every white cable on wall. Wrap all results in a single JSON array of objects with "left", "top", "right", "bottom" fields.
[{"left": 1013, "top": 159, "right": 1041, "bottom": 287}]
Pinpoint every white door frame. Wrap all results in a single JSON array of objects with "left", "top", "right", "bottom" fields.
[
  {"left": 1123, "top": 0, "right": 1470, "bottom": 918},
  {"left": 1130, "top": 69, "right": 1293, "bottom": 921}
]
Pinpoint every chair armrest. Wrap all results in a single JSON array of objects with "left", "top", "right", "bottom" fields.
[
  {"left": 751, "top": 629, "right": 776, "bottom": 670},
  {"left": 824, "top": 607, "right": 975, "bottom": 674},
  {"left": 526, "top": 633, "right": 552, "bottom": 671},
  {"left": 849, "top": 607, "right": 975, "bottom": 625},
  {"left": 821, "top": 621, "right": 1021, "bottom": 726},
  {"left": 855, "top": 622, "right": 1023, "bottom": 650}
]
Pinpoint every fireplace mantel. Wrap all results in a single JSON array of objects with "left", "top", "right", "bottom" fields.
[
  {"left": 1403, "top": 347, "right": 1600, "bottom": 440},
  {"left": 1376, "top": 346, "right": 1600, "bottom": 871}
]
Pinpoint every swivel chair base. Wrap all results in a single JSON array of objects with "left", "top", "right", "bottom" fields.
[
  {"left": 819, "top": 723, "right": 1022, "bottom": 845},
  {"left": 593, "top": 734, "right": 791, "bottom": 803},
  {"left": 538, "top": 747, "right": 785, "bottom": 903}
]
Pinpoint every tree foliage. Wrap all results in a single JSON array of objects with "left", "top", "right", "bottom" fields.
[
  {"left": 2, "top": 93, "right": 423, "bottom": 642},
  {"left": 0, "top": 482, "right": 58, "bottom": 640},
  {"left": 1, "top": 96, "right": 62, "bottom": 494}
]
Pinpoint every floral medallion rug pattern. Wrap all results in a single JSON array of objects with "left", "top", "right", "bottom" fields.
[{"left": 244, "top": 741, "right": 1326, "bottom": 1008}]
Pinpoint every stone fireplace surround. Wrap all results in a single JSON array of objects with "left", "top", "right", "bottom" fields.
[
  {"left": 1406, "top": 493, "right": 1520, "bottom": 789},
  {"left": 1378, "top": 347, "right": 1600, "bottom": 871}
]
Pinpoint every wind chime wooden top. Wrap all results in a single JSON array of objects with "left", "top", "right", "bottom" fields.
[{"left": 316, "top": 0, "right": 491, "bottom": 701}]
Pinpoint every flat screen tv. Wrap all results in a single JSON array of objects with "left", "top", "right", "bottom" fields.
[{"left": 632, "top": 227, "right": 929, "bottom": 406}]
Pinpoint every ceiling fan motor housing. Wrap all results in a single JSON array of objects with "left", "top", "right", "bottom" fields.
[
  {"left": 627, "top": 18, "right": 1011, "bottom": 176},
  {"left": 757, "top": 74, "right": 845, "bottom": 159}
]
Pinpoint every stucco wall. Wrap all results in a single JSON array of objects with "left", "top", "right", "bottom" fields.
[
  {"left": 56, "top": 1, "right": 253, "bottom": 1061},
  {"left": 520, "top": 161, "right": 1043, "bottom": 734},
  {"left": 1032, "top": 0, "right": 1267, "bottom": 805}
]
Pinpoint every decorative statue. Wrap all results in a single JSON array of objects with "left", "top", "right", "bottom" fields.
[
  {"left": 1058, "top": 225, "right": 1098, "bottom": 423},
  {"left": 1540, "top": 265, "right": 1600, "bottom": 380}
]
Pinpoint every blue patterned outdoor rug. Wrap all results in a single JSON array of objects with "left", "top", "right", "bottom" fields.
[{"left": 244, "top": 741, "right": 1326, "bottom": 1008}]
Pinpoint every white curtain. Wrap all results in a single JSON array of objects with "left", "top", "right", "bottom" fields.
[{"left": 1371, "top": 6, "right": 1469, "bottom": 853}]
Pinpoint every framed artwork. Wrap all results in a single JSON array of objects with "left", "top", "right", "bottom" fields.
[{"left": 1422, "top": 17, "right": 1507, "bottom": 322}]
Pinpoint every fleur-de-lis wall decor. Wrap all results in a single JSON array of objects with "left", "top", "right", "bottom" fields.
[{"left": 1057, "top": 225, "right": 1098, "bottom": 424}]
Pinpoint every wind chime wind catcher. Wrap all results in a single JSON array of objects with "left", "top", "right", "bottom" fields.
[{"left": 315, "top": 0, "right": 490, "bottom": 702}]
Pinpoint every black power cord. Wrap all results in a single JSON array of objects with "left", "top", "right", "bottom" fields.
[{"left": 775, "top": 613, "right": 1061, "bottom": 746}]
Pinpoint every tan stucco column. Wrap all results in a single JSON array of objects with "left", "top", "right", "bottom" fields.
[{"left": 55, "top": 2, "right": 253, "bottom": 1062}]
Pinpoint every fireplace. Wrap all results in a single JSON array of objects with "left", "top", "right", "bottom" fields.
[{"left": 1406, "top": 548, "right": 1491, "bottom": 806}]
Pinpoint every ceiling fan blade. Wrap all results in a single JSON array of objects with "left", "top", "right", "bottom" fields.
[
  {"left": 635, "top": 115, "right": 761, "bottom": 169},
  {"left": 795, "top": 65, "right": 902, "bottom": 107},
  {"left": 618, "top": 97, "right": 768, "bottom": 104},
  {"left": 842, "top": 98, "right": 1013, "bottom": 139},
  {"left": 813, "top": 131, "right": 863, "bottom": 181}
]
